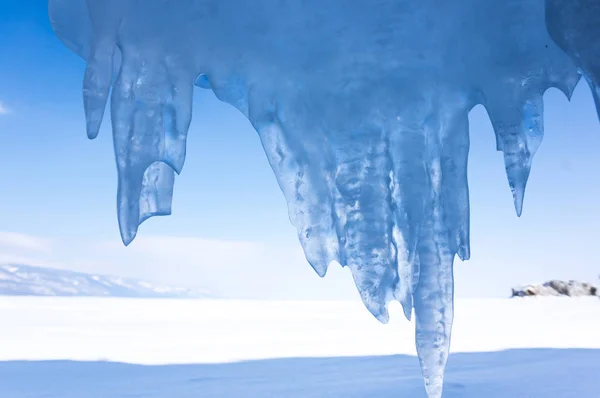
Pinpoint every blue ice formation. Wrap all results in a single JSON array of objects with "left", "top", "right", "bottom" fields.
[{"left": 48, "top": 0, "right": 599, "bottom": 396}]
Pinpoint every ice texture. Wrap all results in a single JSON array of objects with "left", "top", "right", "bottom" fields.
[
  {"left": 48, "top": 0, "right": 598, "bottom": 396},
  {"left": 546, "top": 0, "right": 600, "bottom": 120}
]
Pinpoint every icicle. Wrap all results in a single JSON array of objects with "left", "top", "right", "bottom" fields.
[
  {"left": 252, "top": 95, "right": 339, "bottom": 277},
  {"left": 111, "top": 51, "right": 194, "bottom": 244},
  {"left": 331, "top": 128, "right": 399, "bottom": 322},
  {"left": 111, "top": 59, "right": 163, "bottom": 244},
  {"left": 414, "top": 240, "right": 455, "bottom": 398},
  {"left": 82, "top": 0, "right": 127, "bottom": 139},
  {"left": 440, "top": 111, "right": 471, "bottom": 261},
  {"left": 387, "top": 124, "right": 429, "bottom": 320},
  {"left": 411, "top": 102, "right": 469, "bottom": 398},
  {"left": 486, "top": 95, "right": 543, "bottom": 216}
]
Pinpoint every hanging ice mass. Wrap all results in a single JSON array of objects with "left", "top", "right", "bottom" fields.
[{"left": 48, "top": 0, "right": 599, "bottom": 396}]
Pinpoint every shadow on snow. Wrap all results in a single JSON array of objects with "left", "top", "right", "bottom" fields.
[{"left": 1, "top": 349, "right": 598, "bottom": 397}]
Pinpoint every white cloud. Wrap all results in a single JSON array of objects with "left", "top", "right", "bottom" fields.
[
  {"left": 0, "top": 101, "right": 9, "bottom": 115},
  {"left": 0, "top": 232, "right": 54, "bottom": 252}
]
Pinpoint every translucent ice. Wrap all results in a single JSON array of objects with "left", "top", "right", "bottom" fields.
[
  {"left": 546, "top": 0, "right": 600, "bottom": 120},
  {"left": 49, "top": 0, "right": 598, "bottom": 396}
]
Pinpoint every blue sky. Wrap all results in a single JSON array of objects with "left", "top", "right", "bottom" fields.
[{"left": 0, "top": 0, "right": 599, "bottom": 300}]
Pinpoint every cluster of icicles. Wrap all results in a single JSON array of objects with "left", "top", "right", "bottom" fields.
[{"left": 49, "top": 0, "right": 599, "bottom": 396}]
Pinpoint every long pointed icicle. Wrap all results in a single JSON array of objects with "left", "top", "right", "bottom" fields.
[
  {"left": 414, "top": 242, "right": 455, "bottom": 398},
  {"left": 252, "top": 92, "right": 340, "bottom": 278},
  {"left": 82, "top": 0, "right": 126, "bottom": 139},
  {"left": 257, "top": 121, "right": 338, "bottom": 277},
  {"left": 111, "top": 53, "right": 193, "bottom": 244},
  {"left": 412, "top": 101, "right": 469, "bottom": 398},
  {"left": 333, "top": 128, "right": 399, "bottom": 322},
  {"left": 388, "top": 124, "right": 428, "bottom": 319},
  {"left": 487, "top": 95, "right": 544, "bottom": 216},
  {"left": 440, "top": 111, "right": 471, "bottom": 261}
]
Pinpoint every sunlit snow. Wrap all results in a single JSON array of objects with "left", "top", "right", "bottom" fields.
[{"left": 1, "top": 298, "right": 599, "bottom": 397}]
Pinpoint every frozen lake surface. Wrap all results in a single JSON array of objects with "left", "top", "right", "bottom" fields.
[{"left": 0, "top": 297, "right": 598, "bottom": 397}]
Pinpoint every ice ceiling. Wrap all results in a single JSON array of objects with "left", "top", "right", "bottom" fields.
[{"left": 49, "top": 0, "right": 599, "bottom": 396}]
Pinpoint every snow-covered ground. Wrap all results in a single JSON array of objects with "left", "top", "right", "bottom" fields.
[{"left": 0, "top": 297, "right": 598, "bottom": 397}]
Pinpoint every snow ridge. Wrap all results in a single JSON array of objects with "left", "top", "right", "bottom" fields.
[{"left": 0, "top": 264, "right": 211, "bottom": 298}]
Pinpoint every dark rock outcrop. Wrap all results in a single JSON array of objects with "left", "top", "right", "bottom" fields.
[{"left": 511, "top": 279, "right": 598, "bottom": 298}]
